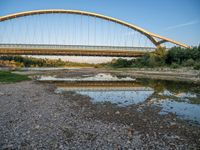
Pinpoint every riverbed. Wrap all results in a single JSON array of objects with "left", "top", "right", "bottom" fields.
[{"left": 0, "top": 68, "right": 200, "bottom": 149}]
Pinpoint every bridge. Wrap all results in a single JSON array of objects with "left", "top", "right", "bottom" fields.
[{"left": 0, "top": 9, "right": 189, "bottom": 57}]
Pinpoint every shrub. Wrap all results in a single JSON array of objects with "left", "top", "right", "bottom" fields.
[
  {"left": 183, "top": 58, "right": 195, "bottom": 67},
  {"left": 194, "top": 62, "right": 200, "bottom": 70},
  {"left": 171, "top": 63, "right": 179, "bottom": 69},
  {"left": 109, "top": 58, "right": 133, "bottom": 68}
]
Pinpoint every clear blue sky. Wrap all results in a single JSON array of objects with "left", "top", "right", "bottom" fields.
[{"left": 0, "top": 0, "right": 200, "bottom": 46}]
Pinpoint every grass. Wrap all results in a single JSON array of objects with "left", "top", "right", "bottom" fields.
[{"left": 0, "top": 71, "right": 30, "bottom": 83}]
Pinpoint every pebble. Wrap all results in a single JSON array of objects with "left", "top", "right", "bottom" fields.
[
  {"left": 0, "top": 80, "right": 199, "bottom": 149},
  {"left": 143, "top": 119, "right": 147, "bottom": 122},
  {"left": 2, "top": 144, "right": 13, "bottom": 149},
  {"left": 170, "top": 122, "right": 177, "bottom": 127},
  {"left": 35, "top": 125, "right": 40, "bottom": 129},
  {"left": 0, "top": 92, "right": 4, "bottom": 96},
  {"left": 128, "top": 129, "right": 134, "bottom": 138},
  {"left": 127, "top": 140, "right": 131, "bottom": 144},
  {"left": 115, "top": 111, "right": 120, "bottom": 115}
]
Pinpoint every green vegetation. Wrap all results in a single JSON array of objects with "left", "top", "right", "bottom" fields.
[
  {"left": 0, "top": 71, "right": 30, "bottom": 83},
  {"left": 1, "top": 46, "right": 200, "bottom": 70},
  {"left": 0, "top": 56, "right": 95, "bottom": 68},
  {"left": 108, "top": 46, "right": 200, "bottom": 70}
]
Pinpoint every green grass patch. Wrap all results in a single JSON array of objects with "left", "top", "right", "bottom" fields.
[{"left": 0, "top": 71, "right": 30, "bottom": 83}]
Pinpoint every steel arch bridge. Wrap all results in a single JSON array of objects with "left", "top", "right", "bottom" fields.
[{"left": 0, "top": 9, "right": 189, "bottom": 57}]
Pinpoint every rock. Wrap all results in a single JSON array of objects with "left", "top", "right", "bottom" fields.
[
  {"left": 35, "top": 125, "right": 40, "bottom": 129},
  {"left": 2, "top": 144, "right": 14, "bottom": 149},
  {"left": 61, "top": 125, "right": 74, "bottom": 138},
  {"left": 171, "top": 135, "right": 180, "bottom": 140},
  {"left": 170, "top": 122, "right": 177, "bottom": 127},
  {"left": 142, "top": 119, "right": 147, "bottom": 122},
  {"left": 116, "top": 145, "right": 122, "bottom": 150},
  {"left": 27, "top": 130, "right": 30, "bottom": 134},
  {"left": 127, "top": 140, "right": 131, "bottom": 144},
  {"left": 127, "top": 128, "right": 134, "bottom": 139},
  {"left": 59, "top": 144, "right": 63, "bottom": 149},
  {"left": 0, "top": 92, "right": 4, "bottom": 96},
  {"left": 115, "top": 111, "right": 120, "bottom": 115}
]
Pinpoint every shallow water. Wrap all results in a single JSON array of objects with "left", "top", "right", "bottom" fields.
[
  {"left": 38, "top": 73, "right": 200, "bottom": 124},
  {"left": 39, "top": 73, "right": 135, "bottom": 81}
]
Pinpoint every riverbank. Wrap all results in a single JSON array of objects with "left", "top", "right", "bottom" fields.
[
  {"left": 109, "top": 67, "right": 200, "bottom": 84},
  {"left": 26, "top": 67, "right": 200, "bottom": 84},
  {"left": 0, "top": 71, "right": 30, "bottom": 83},
  {"left": 0, "top": 81, "right": 199, "bottom": 149},
  {"left": 1, "top": 67, "right": 200, "bottom": 84}
]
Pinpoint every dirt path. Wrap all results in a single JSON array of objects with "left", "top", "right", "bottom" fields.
[{"left": 0, "top": 81, "right": 199, "bottom": 149}]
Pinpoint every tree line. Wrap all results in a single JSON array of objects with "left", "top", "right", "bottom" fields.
[
  {"left": 0, "top": 56, "right": 94, "bottom": 68},
  {"left": 108, "top": 46, "right": 200, "bottom": 70}
]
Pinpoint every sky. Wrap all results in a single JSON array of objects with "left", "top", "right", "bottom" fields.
[{"left": 0, "top": 0, "right": 199, "bottom": 63}]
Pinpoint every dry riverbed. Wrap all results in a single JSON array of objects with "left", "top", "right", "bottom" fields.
[{"left": 0, "top": 79, "right": 200, "bottom": 149}]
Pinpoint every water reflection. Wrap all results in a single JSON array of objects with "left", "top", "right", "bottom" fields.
[
  {"left": 157, "top": 100, "right": 200, "bottom": 123},
  {"left": 76, "top": 90, "right": 154, "bottom": 106},
  {"left": 38, "top": 73, "right": 200, "bottom": 123},
  {"left": 38, "top": 73, "right": 135, "bottom": 81},
  {"left": 139, "top": 79, "right": 200, "bottom": 123}
]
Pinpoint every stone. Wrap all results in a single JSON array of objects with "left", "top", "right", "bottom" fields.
[
  {"left": 35, "top": 125, "right": 40, "bottom": 129},
  {"left": 115, "top": 111, "right": 120, "bottom": 115},
  {"left": 0, "top": 92, "right": 4, "bottom": 96},
  {"left": 170, "top": 122, "right": 177, "bottom": 127},
  {"left": 127, "top": 140, "right": 131, "bottom": 144}
]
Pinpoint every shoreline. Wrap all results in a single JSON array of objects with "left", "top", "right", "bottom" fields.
[
  {"left": 2, "top": 67, "right": 198, "bottom": 83},
  {"left": 104, "top": 68, "right": 200, "bottom": 84}
]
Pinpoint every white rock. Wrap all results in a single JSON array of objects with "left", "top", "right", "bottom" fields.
[
  {"left": 0, "top": 92, "right": 4, "bottom": 96},
  {"left": 115, "top": 111, "right": 120, "bottom": 115}
]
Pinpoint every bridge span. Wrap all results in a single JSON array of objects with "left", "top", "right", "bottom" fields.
[
  {"left": 0, "top": 9, "right": 189, "bottom": 57},
  {"left": 0, "top": 44, "right": 154, "bottom": 57}
]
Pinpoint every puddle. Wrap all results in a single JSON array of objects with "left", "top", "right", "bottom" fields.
[
  {"left": 38, "top": 73, "right": 200, "bottom": 124},
  {"left": 76, "top": 90, "right": 154, "bottom": 106},
  {"left": 156, "top": 99, "right": 200, "bottom": 124}
]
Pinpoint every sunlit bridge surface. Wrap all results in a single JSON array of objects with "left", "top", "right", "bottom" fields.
[{"left": 0, "top": 9, "right": 189, "bottom": 57}]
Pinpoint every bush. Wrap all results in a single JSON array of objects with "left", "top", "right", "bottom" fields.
[
  {"left": 171, "top": 63, "right": 179, "bottom": 69},
  {"left": 194, "top": 62, "right": 200, "bottom": 70},
  {"left": 166, "top": 46, "right": 200, "bottom": 65},
  {"left": 109, "top": 58, "right": 133, "bottom": 68},
  {"left": 183, "top": 58, "right": 195, "bottom": 67},
  {"left": 0, "top": 56, "right": 94, "bottom": 68}
]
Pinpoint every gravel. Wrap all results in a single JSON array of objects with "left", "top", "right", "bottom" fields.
[{"left": 0, "top": 81, "right": 199, "bottom": 149}]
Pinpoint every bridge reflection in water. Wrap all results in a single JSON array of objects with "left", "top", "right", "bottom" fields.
[
  {"left": 38, "top": 73, "right": 154, "bottom": 106},
  {"left": 56, "top": 82, "right": 154, "bottom": 106}
]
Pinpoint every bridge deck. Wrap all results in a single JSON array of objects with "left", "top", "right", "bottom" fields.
[
  {"left": 0, "top": 44, "right": 153, "bottom": 57},
  {"left": 0, "top": 48, "right": 146, "bottom": 57}
]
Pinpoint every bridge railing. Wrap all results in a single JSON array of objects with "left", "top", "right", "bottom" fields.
[{"left": 0, "top": 44, "right": 156, "bottom": 52}]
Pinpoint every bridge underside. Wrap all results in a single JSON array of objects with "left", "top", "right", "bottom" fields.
[
  {"left": 0, "top": 44, "right": 153, "bottom": 57},
  {"left": 0, "top": 48, "right": 146, "bottom": 57}
]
